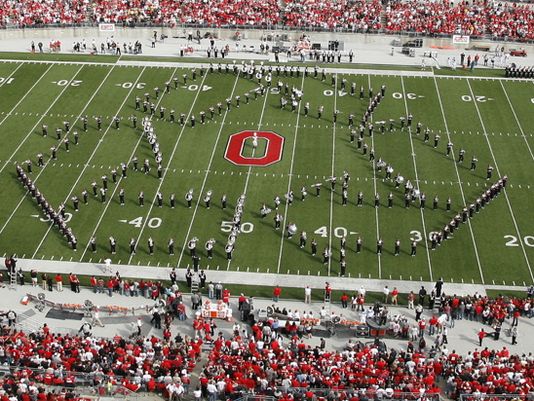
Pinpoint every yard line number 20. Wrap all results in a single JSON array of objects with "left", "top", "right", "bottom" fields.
[{"left": 504, "top": 235, "right": 534, "bottom": 247}]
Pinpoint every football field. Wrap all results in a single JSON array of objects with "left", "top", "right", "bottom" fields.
[{"left": 0, "top": 57, "right": 533, "bottom": 288}]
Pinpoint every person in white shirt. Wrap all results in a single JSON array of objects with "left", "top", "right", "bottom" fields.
[
  {"left": 92, "top": 310, "right": 104, "bottom": 327},
  {"left": 383, "top": 286, "right": 390, "bottom": 303},
  {"left": 193, "top": 387, "right": 202, "bottom": 401},
  {"left": 207, "top": 380, "right": 217, "bottom": 401},
  {"left": 304, "top": 286, "right": 312, "bottom": 304}
]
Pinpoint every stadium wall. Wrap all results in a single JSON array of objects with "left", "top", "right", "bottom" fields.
[{"left": 1, "top": 27, "right": 533, "bottom": 54}]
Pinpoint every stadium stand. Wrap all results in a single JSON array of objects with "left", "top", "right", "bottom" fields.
[
  {"left": 0, "top": 286, "right": 533, "bottom": 400},
  {"left": 0, "top": 0, "right": 533, "bottom": 40}
]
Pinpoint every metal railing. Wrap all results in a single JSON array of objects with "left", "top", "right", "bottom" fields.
[
  {"left": 459, "top": 395, "right": 534, "bottom": 401},
  {"left": 0, "top": 364, "right": 143, "bottom": 399},
  {"left": 242, "top": 388, "right": 443, "bottom": 401}
]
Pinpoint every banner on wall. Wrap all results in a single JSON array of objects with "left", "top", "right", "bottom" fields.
[
  {"left": 452, "top": 35, "right": 470, "bottom": 45},
  {"left": 99, "top": 23, "right": 115, "bottom": 32}
]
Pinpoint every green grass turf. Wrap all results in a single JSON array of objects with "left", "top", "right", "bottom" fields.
[
  {"left": 0, "top": 59, "right": 533, "bottom": 288},
  {"left": 0, "top": 51, "right": 511, "bottom": 78},
  {"left": 0, "top": 51, "right": 119, "bottom": 63}
]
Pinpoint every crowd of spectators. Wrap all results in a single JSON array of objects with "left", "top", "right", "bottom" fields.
[
  {"left": 0, "top": 324, "right": 200, "bottom": 400},
  {"left": 1, "top": 0, "right": 534, "bottom": 40},
  {"left": 383, "top": 0, "right": 489, "bottom": 36},
  {"left": 283, "top": 0, "right": 382, "bottom": 31},
  {"left": 200, "top": 320, "right": 533, "bottom": 400},
  {"left": 1, "top": 279, "right": 534, "bottom": 401}
]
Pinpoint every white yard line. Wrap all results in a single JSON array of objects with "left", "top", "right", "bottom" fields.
[
  {"left": 433, "top": 76, "right": 485, "bottom": 283},
  {"left": 327, "top": 74, "right": 337, "bottom": 276},
  {"left": 368, "top": 75, "right": 382, "bottom": 278},
  {"left": 0, "top": 65, "right": 88, "bottom": 237},
  {"left": 0, "top": 64, "right": 43, "bottom": 128},
  {"left": 0, "top": 62, "right": 23, "bottom": 87},
  {"left": 175, "top": 73, "right": 241, "bottom": 268},
  {"left": 0, "top": 65, "right": 84, "bottom": 175},
  {"left": 30, "top": 66, "right": 145, "bottom": 258},
  {"left": 0, "top": 64, "right": 53, "bottom": 130},
  {"left": 127, "top": 72, "right": 208, "bottom": 265},
  {"left": 275, "top": 74, "right": 306, "bottom": 274},
  {"left": 400, "top": 76, "right": 434, "bottom": 281},
  {"left": 499, "top": 81, "right": 534, "bottom": 162},
  {"left": 466, "top": 80, "right": 534, "bottom": 282},
  {"left": 82, "top": 67, "right": 179, "bottom": 262},
  {"left": 226, "top": 82, "right": 271, "bottom": 271}
]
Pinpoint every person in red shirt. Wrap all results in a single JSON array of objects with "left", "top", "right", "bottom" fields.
[
  {"left": 512, "top": 309, "right": 520, "bottom": 326},
  {"left": 340, "top": 293, "right": 349, "bottom": 308},
  {"left": 222, "top": 288, "right": 230, "bottom": 304},
  {"left": 238, "top": 293, "right": 246, "bottom": 310},
  {"left": 273, "top": 286, "right": 282, "bottom": 302},
  {"left": 107, "top": 278, "right": 114, "bottom": 297},
  {"left": 478, "top": 328, "right": 486, "bottom": 346},
  {"left": 90, "top": 276, "right": 97, "bottom": 293},
  {"left": 54, "top": 273, "right": 63, "bottom": 292},
  {"left": 324, "top": 282, "right": 332, "bottom": 301},
  {"left": 391, "top": 287, "right": 399, "bottom": 305}
]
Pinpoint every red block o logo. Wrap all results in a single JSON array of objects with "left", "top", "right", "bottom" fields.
[{"left": 224, "top": 130, "right": 284, "bottom": 167}]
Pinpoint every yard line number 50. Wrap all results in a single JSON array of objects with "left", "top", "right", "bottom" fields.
[{"left": 504, "top": 235, "right": 534, "bottom": 247}]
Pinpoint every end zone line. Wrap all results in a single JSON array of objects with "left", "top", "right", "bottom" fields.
[
  {"left": 276, "top": 74, "right": 306, "bottom": 274},
  {"left": 128, "top": 71, "right": 208, "bottom": 265},
  {"left": 368, "top": 74, "right": 382, "bottom": 279},
  {"left": 82, "top": 67, "right": 177, "bottom": 262},
  {"left": 176, "top": 72, "right": 241, "bottom": 268},
  {"left": 400, "top": 75, "right": 434, "bottom": 282},
  {"left": 31, "top": 66, "right": 145, "bottom": 259},
  {"left": 466, "top": 79, "right": 534, "bottom": 282},
  {"left": 433, "top": 76, "right": 485, "bottom": 284}
]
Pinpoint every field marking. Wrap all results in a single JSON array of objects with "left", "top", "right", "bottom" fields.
[
  {"left": 0, "top": 62, "right": 23, "bottom": 89},
  {"left": 0, "top": 65, "right": 88, "bottom": 237},
  {"left": 127, "top": 71, "right": 208, "bottom": 265},
  {"left": 433, "top": 76, "right": 485, "bottom": 283},
  {"left": 276, "top": 74, "right": 306, "bottom": 274},
  {"left": 0, "top": 65, "right": 85, "bottom": 175},
  {"left": 466, "top": 79, "right": 534, "bottom": 282},
  {"left": 175, "top": 73, "right": 241, "bottom": 268},
  {"left": 0, "top": 63, "right": 38, "bottom": 129},
  {"left": 30, "top": 66, "right": 145, "bottom": 259},
  {"left": 226, "top": 80, "right": 271, "bottom": 271},
  {"left": 0, "top": 65, "right": 55, "bottom": 166},
  {"left": 499, "top": 81, "right": 534, "bottom": 162},
  {"left": 0, "top": 65, "right": 53, "bottom": 126},
  {"left": 2, "top": 58, "right": 525, "bottom": 82},
  {"left": 400, "top": 76, "right": 433, "bottom": 281},
  {"left": 326, "top": 74, "right": 338, "bottom": 276},
  {"left": 80, "top": 67, "right": 177, "bottom": 261},
  {"left": 368, "top": 75, "right": 382, "bottom": 278}
]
